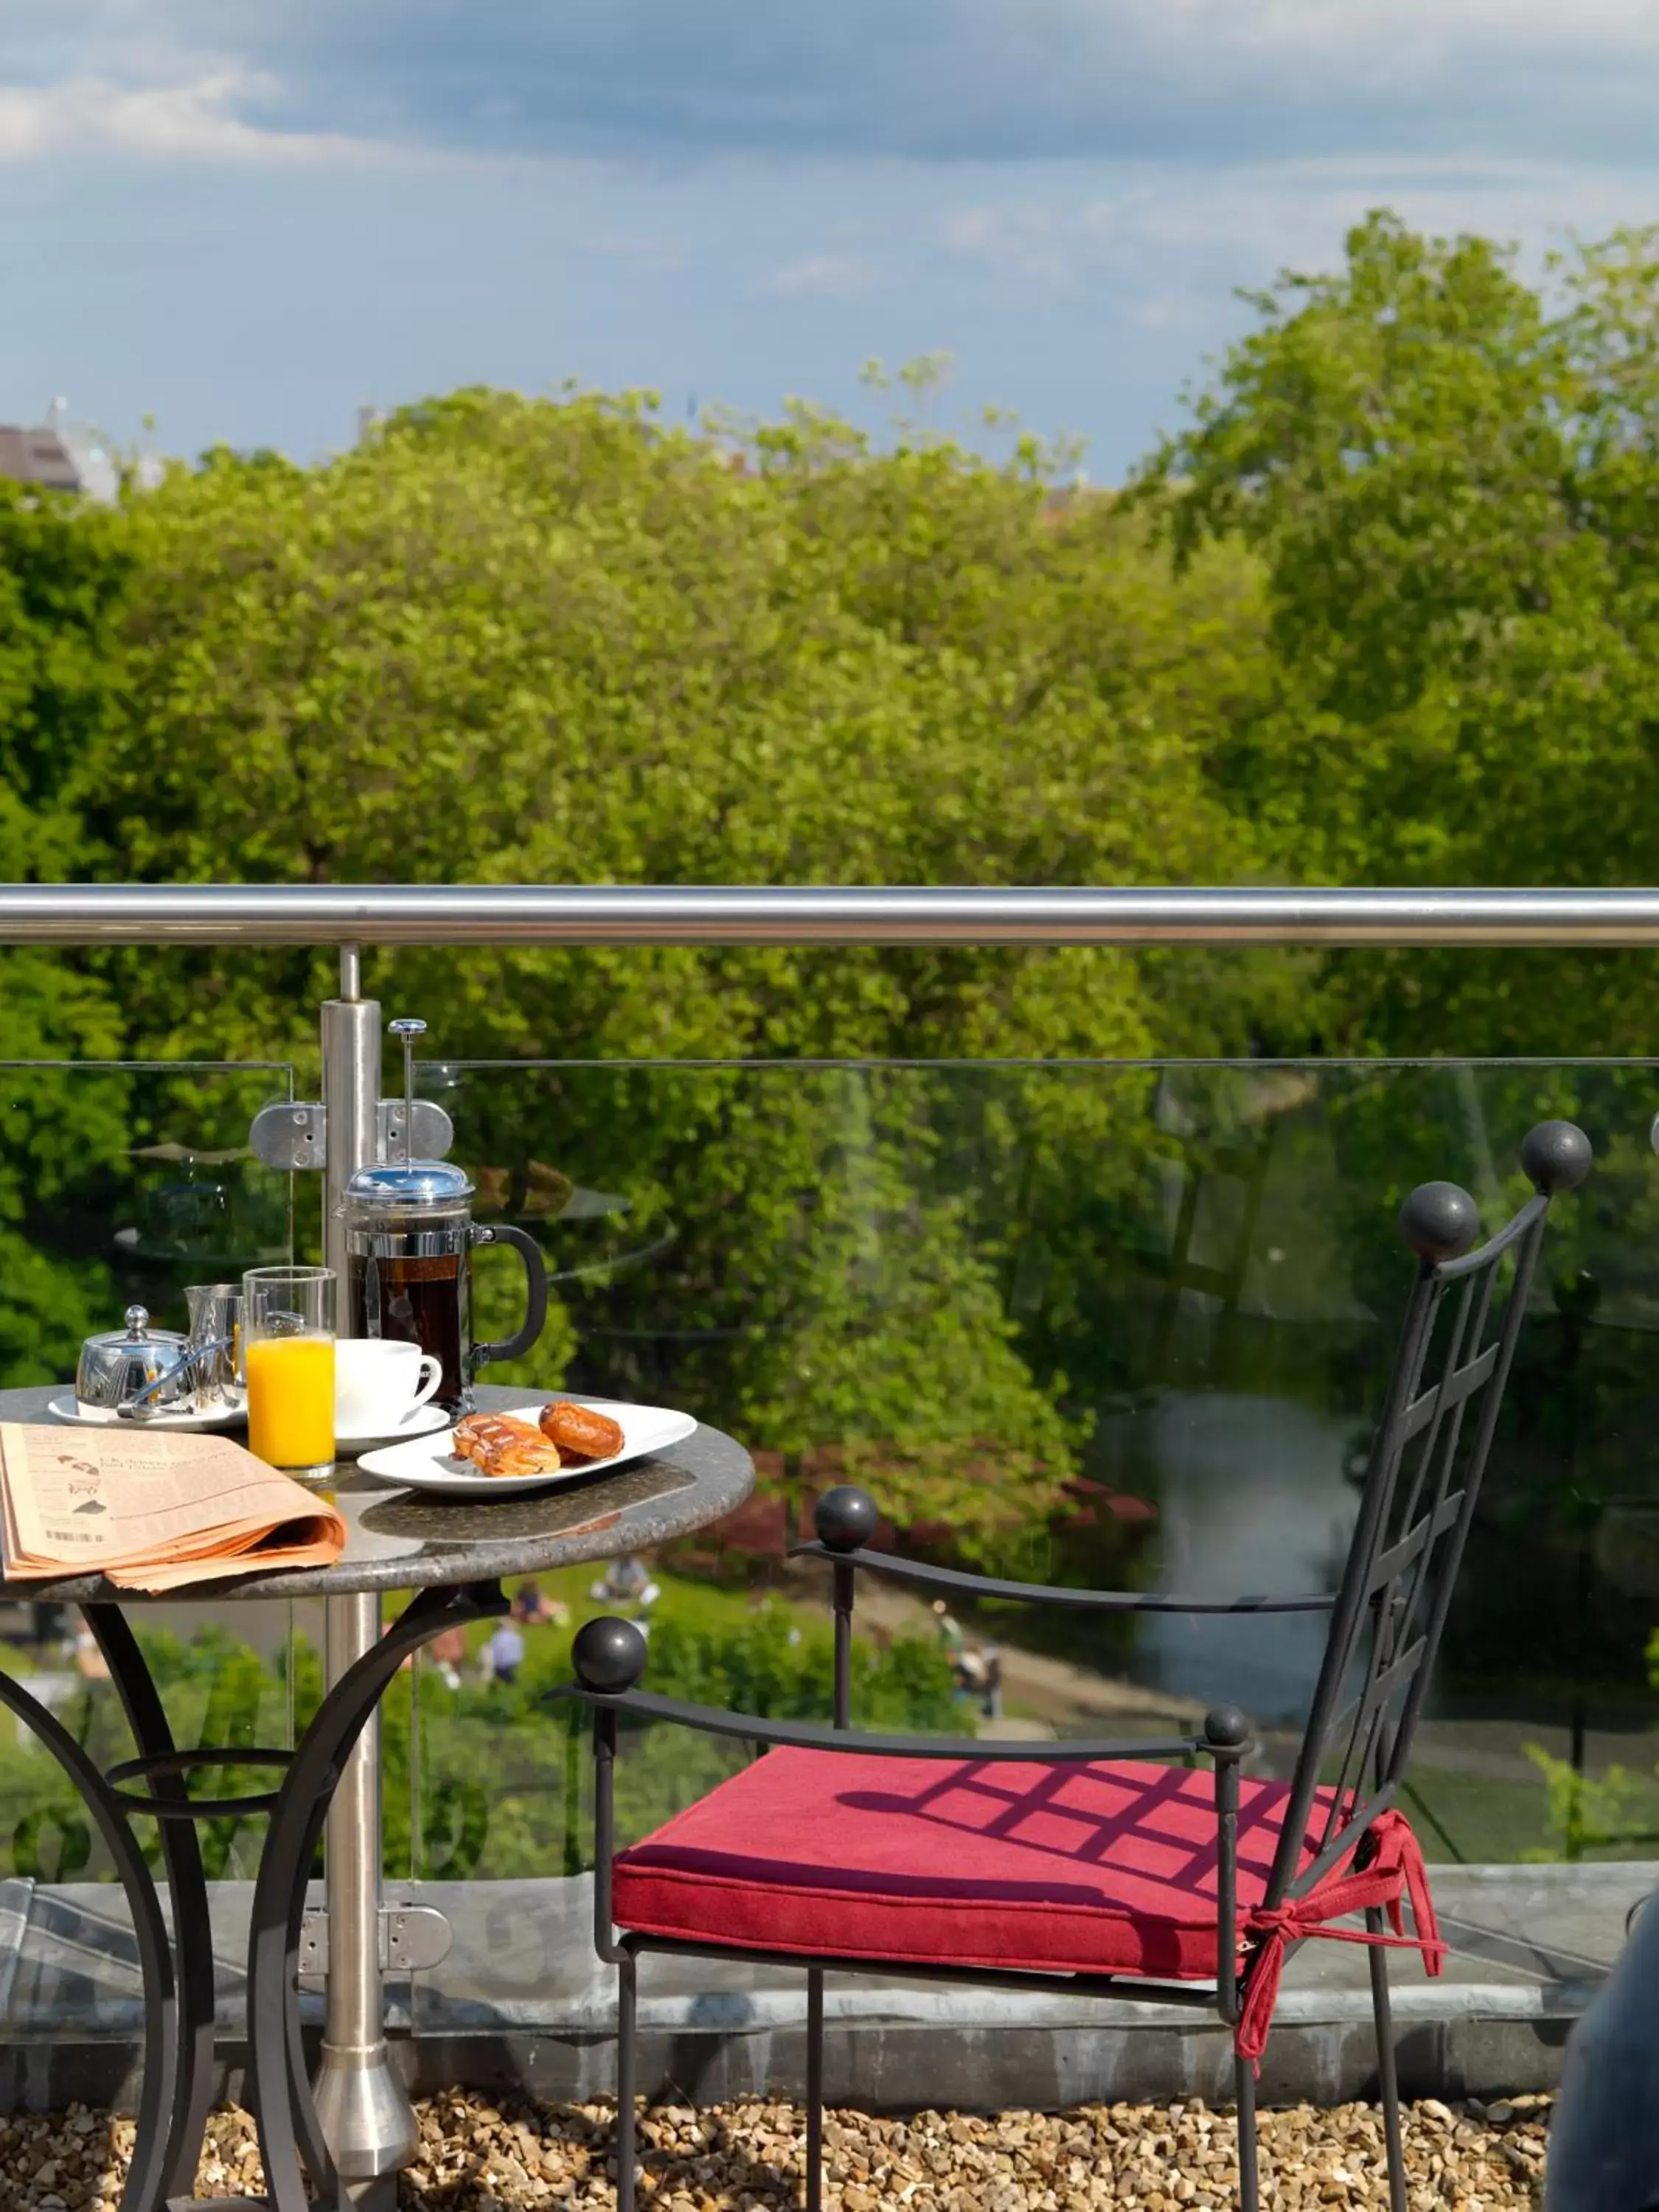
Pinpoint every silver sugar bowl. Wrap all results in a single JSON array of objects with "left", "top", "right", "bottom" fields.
[{"left": 76, "top": 1306, "right": 200, "bottom": 1421}]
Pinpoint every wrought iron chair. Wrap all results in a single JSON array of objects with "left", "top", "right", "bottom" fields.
[{"left": 559, "top": 1119, "right": 1590, "bottom": 2212}]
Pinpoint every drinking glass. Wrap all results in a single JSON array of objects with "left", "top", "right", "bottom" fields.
[
  {"left": 243, "top": 1265, "right": 336, "bottom": 1479},
  {"left": 185, "top": 1282, "right": 244, "bottom": 1409}
]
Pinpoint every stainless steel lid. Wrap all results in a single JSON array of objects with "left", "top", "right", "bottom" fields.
[
  {"left": 75, "top": 1304, "right": 196, "bottom": 1415},
  {"left": 342, "top": 1160, "right": 475, "bottom": 1209}
]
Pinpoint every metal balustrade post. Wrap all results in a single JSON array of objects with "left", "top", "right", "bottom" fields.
[{"left": 310, "top": 946, "right": 419, "bottom": 2206}]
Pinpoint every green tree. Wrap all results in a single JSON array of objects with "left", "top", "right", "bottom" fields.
[
  {"left": 91, "top": 395, "right": 1258, "bottom": 1066},
  {"left": 1141, "top": 211, "right": 1659, "bottom": 1056},
  {"left": 0, "top": 481, "right": 133, "bottom": 1376},
  {"left": 55, "top": 389, "right": 1265, "bottom": 1504}
]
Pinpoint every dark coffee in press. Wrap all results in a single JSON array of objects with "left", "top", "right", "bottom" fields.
[{"left": 347, "top": 1251, "right": 470, "bottom": 1409}]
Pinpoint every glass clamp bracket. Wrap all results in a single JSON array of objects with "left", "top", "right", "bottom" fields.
[
  {"left": 248, "top": 1098, "right": 455, "bottom": 1172},
  {"left": 297, "top": 1902, "right": 454, "bottom": 1978}
]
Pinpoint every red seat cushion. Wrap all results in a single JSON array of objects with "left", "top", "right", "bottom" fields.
[{"left": 612, "top": 1750, "right": 1338, "bottom": 1983}]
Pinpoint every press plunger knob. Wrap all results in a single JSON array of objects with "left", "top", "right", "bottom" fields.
[{"left": 388, "top": 1018, "right": 426, "bottom": 1164}]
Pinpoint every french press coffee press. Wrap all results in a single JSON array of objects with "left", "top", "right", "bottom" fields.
[{"left": 337, "top": 1019, "right": 548, "bottom": 1412}]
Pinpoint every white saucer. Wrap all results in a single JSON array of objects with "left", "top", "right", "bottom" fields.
[
  {"left": 47, "top": 1394, "right": 246, "bottom": 1434},
  {"left": 333, "top": 1402, "right": 453, "bottom": 1457}
]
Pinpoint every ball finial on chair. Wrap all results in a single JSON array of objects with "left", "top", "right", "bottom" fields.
[
  {"left": 1399, "top": 1180, "right": 1481, "bottom": 1262},
  {"left": 1203, "top": 1705, "right": 1251, "bottom": 1750},
  {"left": 571, "top": 1615, "right": 648, "bottom": 1694},
  {"left": 1520, "top": 1119, "right": 1592, "bottom": 1194},
  {"left": 814, "top": 1485, "right": 879, "bottom": 1554}
]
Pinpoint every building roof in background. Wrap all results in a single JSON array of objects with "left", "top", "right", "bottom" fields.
[
  {"left": 0, "top": 425, "right": 80, "bottom": 493},
  {"left": 0, "top": 414, "right": 164, "bottom": 503}
]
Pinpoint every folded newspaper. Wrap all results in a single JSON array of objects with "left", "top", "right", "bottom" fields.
[{"left": 0, "top": 1424, "right": 346, "bottom": 1591}]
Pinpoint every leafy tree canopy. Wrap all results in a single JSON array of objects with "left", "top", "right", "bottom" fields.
[{"left": 1141, "top": 210, "right": 1659, "bottom": 1052}]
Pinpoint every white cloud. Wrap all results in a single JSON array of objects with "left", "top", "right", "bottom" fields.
[
  {"left": 1148, "top": 163, "right": 1658, "bottom": 266},
  {"left": 943, "top": 204, "right": 1079, "bottom": 288},
  {"left": 945, "top": 157, "right": 1659, "bottom": 302},
  {"left": 767, "top": 253, "right": 877, "bottom": 297},
  {"left": 0, "top": 68, "right": 378, "bottom": 163},
  {"left": 1198, "top": 0, "right": 1659, "bottom": 55},
  {"left": 1127, "top": 293, "right": 1202, "bottom": 330}
]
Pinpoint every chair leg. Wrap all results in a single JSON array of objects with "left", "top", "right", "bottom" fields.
[
  {"left": 1367, "top": 1905, "right": 1408, "bottom": 2212},
  {"left": 1234, "top": 2051, "right": 1259, "bottom": 2212},
  {"left": 804, "top": 1966, "right": 824, "bottom": 2212},
  {"left": 616, "top": 1953, "right": 639, "bottom": 2212}
]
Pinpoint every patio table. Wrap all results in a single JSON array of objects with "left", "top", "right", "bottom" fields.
[{"left": 0, "top": 1380, "right": 754, "bottom": 2212}]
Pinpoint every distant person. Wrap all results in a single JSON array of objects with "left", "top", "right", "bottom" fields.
[
  {"left": 952, "top": 1641, "right": 1002, "bottom": 1717},
  {"left": 931, "top": 1599, "right": 966, "bottom": 1663},
  {"left": 483, "top": 1619, "right": 525, "bottom": 1689},
  {"left": 511, "top": 1581, "right": 567, "bottom": 1629},
  {"left": 978, "top": 1644, "right": 1004, "bottom": 1720},
  {"left": 428, "top": 1625, "right": 466, "bottom": 1692},
  {"left": 73, "top": 1623, "right": 109, "bottom": 1681},
  {"left": 512, "top": 1581, "right": 547, "bottom": 1624},
  {"left": 588, "top": 1555, "right": 660, "bottom": 1611},
  {"left": 1545, "top": 1888, "right": 1659, "bottom": 2211}
]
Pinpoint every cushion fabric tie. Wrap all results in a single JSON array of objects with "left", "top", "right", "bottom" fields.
[{"left": 1236, "top": 1809, "right": 1444, "bottom": 2065}]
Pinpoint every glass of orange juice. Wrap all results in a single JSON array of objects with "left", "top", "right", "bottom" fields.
[{"left": 243, "top": 1266, "right": 336, "bottom": 1480}]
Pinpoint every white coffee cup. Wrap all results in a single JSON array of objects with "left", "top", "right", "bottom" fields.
[{"left": 334, "top": 1338, "right": 443, "bottom": 1436}]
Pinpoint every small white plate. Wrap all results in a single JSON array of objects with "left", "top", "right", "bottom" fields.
[
  {"left": 356, "top": 1397, "right": 698, "bottom": 1497},
  {"left": 47, "top": 1394, "right": 246, "bottom": 1434},
  {"left": 333, "top": 1402, "right": 453, "bottom": 1456}
]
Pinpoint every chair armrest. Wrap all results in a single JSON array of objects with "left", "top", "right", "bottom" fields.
[
  {"left": 549, "top": 1682, "right": 1210, "bottom": 1764},
  {"left": 790, "top": 1540, "right": 1336, "bottom": 1615}
]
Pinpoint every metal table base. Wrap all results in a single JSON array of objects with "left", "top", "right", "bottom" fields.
[
  {"left": 0, "top": 1374, "right": 754, "bottom": 2211},
  {"left": 13, "top": 1580, "right": 507, "bottom": 2212}
]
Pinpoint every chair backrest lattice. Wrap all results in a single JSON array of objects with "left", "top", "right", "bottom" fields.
[{"left": 1264, "top": 1119, "right": 1591, "bottom": 1911}]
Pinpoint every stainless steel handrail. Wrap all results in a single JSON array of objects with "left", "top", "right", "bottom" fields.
[{"left": 0, "top": 883, "right": 1655, "bottom": 944}]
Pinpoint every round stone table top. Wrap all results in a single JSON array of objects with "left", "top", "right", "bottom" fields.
[{"left": 0, "top": 1382, "right": 754, "bottom": 1602}]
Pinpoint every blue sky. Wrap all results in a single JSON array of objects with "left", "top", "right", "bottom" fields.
[{"left": 6, "top": 3, "right": 1659, "bottom": 479}]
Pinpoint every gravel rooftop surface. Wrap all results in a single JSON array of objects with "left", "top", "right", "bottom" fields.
[{"left": 0, "top": 2090, "right": 1554, "bottom": 2210}]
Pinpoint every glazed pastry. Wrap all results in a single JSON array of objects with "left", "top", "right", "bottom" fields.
[
  {"left": 485, "top": 1434, "right": 564, "bottom": 1477},
  {"left": 451, "top": 1413, "right": 563, "bottom": 1477},
  {"left": 539, "top": 1400, "right": 625, "bottom": 1462},
  {"left": 451, "top": 1413, "right": 527, "bottom": 1464}
]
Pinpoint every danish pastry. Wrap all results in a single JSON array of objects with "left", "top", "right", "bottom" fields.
[{"left": 451, "top": 1413, "right": 563, "bottom": 1478}]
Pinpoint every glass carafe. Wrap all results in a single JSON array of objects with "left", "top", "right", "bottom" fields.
[{"left": 338, "top": 1161, "right": 547, "bottom": 1413}]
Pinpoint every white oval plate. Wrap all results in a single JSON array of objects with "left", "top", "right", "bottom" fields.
[
  {"left": 356, "top": 1397, "right": 699, "bottom": 1497},
  {"left": 333, "top": 1402, "right": 454, "bottom": 1457},
  {"left": 47, "top": 1394, "right": 246, "bottom": 1434}
]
